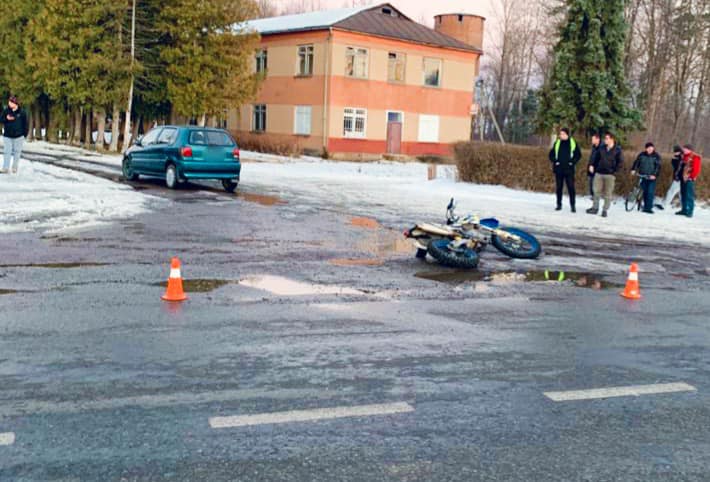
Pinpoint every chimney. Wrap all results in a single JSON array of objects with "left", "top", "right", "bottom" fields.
[{"left": 434, "top": 13, "right": 485, "bottom": 51}]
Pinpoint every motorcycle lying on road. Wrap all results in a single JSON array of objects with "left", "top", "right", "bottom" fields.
[{"left": 403, "top": 199, "right": 542, "bottom": 269}]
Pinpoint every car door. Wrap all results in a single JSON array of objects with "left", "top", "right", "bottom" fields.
[
  {"left": 151, "top": 127, "right": 179, "bottom": 174},
  {"left": 131, "top": 128, "right": 162, "bottom": 173}
]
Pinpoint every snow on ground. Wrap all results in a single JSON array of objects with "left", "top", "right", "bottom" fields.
[
  {"left": 0, "top": 160, "right": 159, "bottom": 234},
  {"left": 11, "top": 141, "right": 710, "bottom": 245}
]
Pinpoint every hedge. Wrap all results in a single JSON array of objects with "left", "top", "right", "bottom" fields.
[{"left": 454, "top": 141, "right": 708, "bottom": 202}]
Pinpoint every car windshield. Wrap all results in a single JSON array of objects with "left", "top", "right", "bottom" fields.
[{"left": 189, "top": 130, "right": 234, "bottom": 147}]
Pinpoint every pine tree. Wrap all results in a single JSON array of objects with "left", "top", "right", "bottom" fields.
[
  {"left": 159, "top": 0, "right": 260, "bottom": 123},
  {"left": 538, "top": 0, "right": 641, "bottom": 139}
]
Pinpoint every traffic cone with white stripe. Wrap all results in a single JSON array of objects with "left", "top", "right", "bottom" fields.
[
  {"left": 162, "top": 257, "right": 187, "bottom": 302},
  {"left": 620, "top": 263, "right": 641, "bottom": 299}
]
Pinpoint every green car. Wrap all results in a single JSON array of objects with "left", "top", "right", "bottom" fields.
[{"left": 122, "top": 126, "right": 241, "bottom": 192}]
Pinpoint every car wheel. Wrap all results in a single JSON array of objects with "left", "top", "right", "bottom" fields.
[
  {"left": 122, "top": 156, "right": 138, "bottom": 181},
  {"left": 165, "top": 164, "right": 179, "bottom": 189},
  {"left": 222, "top": 180, "right": 238, "bottom": 193}
]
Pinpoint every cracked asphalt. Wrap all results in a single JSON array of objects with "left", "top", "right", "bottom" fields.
[{"left": 1, "top": 152, "right": 709, "bottom": 481}]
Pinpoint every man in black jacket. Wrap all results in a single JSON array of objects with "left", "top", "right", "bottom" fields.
[
  {"left": 587, "top": 132, "right": 601, "bottom": 199},
  {"left": 1, "top": 95, "right": 29, "bottom": 174},
  {"left": 548, "top": 127, "right": 582, "bottom": 212},
  {"left": 631, "top": 142, "right": 661, "bottom": 213},
  {"left": 586, "top": 132, "right": 624, "bottom": 218}
]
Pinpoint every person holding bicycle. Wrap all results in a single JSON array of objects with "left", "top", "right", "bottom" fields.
[{"left": 630, "top": 142, "right": 661, "bottom": 214}]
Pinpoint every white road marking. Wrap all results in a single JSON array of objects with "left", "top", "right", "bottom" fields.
[
  {"left": 544, "top": 382, "right": 697, "bottom": 402},
  {"left": 209, "top": 402, "right": 414, "bottom": 429},
  {"left": 0, "top": 432, "right": 16, "bottom": 446}
]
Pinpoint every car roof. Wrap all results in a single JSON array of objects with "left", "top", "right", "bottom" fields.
[{"left": 156, "top": 125, "right": 230, "bottom": 132}]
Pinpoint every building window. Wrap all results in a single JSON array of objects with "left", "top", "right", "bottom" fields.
[
  {"left": 345, "top": 47, "right": 368, "bottom": 79},
  {"left": 423, "top": 58, "right": 442, "bottom": 87},
  {"left": 256, "top": 49, "right": 268, "bottom": 74},
  {"left": 388, "top": 52, "right": 406, "bottom": 83},
  {"left": 294, "top": 106, "right": 312, "bottom": 135},
  {"left": 418, "top": 114, "right": 440, "bottom": 143},
  {"left": 298, "top": 45, "right": 314, "bottom": 76},
  {"left": 252, "top": 104, "right": 266, "bottom": 132},
  {"left": 343, "top": 108, "right": 367, "bottom": 138}
]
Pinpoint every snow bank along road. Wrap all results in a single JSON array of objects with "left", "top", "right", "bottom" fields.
[{"left": 13, "top": 140, "right": 710, "bottom": 247}]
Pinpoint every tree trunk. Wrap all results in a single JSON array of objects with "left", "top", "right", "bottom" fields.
[
  {"left": 199, "top": 113, "right": 207, "bottom": 127},
  {"left": 72, "top": 108, "right": 82, "bottom": 145},
  {"left": 27, "top": 106, "right": 34, "bottom": 142},
  {"left": 131, "top": 115, "right": 141, "bottom": 142},
  {"left": 95, "top": 108, "right": 107, "bottom": 150},
  {"left": 110, "top": 103, "right": 121, "bottom": 151},
  {"left": 85, "top": 108, "right": 93, "bottom": 147}
]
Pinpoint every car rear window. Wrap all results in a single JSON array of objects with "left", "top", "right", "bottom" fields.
[{"left": 189, "top": 130, "right": 235, "bottom": 146}]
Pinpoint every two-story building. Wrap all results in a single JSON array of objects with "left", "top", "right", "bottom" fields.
[{"left": 233, "top": 4, "right": 484, "bottom": 158}]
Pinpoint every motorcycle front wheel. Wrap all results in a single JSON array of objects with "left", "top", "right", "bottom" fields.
[
  {"left": 427, "top": 239, "right": 480, "bottom": 269},
  {"left": 491, "top": 227, "right": 541, "bottom": 259}
]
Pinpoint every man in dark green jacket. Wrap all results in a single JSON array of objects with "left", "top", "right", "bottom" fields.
[
  {"left": 631, "top": 142, "right": 661, "bottom": 214},
  {"left": 548, "top": 127, "right": 582, "bottom": 212}
]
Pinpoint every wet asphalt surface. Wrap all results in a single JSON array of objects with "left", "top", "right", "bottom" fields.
[{"left": 1, "top": 152, "right": 710, "bottom": 481}]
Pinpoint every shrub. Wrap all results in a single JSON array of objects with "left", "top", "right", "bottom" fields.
[
  {"left": 454, "top": 141, "right": 708, "bottom": 202},
  {"left": 231, "top": 131, "right": 303, "bottom": 157}
]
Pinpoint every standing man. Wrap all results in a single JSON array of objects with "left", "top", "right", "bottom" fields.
[
  {"left": 1, "top": 95, "right": 29, "bottom": 174},
  {"left": 587, "top": 132, "right": 624, "bottom": 218},
  {"left": 631, "top": 142, "right": 661, "bottom": 214},
  {"left": 588, "top": 133, "right": 602, "bottom": 199},
  {"left": 662, "top": 145, "right": 683, "bottom": 209},
  {"left": 677, "top": 144, "right": 702, "bottom": 218},
  {"left": 549, "top": 127, "right": 582, "bottom": 212}
]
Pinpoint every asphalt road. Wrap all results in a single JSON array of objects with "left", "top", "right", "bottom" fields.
[{"left": 1, "top": 155, "right": 709, "bottom": 481}]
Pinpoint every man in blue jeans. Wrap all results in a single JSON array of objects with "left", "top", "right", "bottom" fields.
[
  {"left": 1, "top": 95, "right": 29, "bottom": 174},
  {"left": 678, "top": 144, "right": 702, "bottom": 218},
  {"left": 631, "top": 142, "right": 661, "bottom": 213}
]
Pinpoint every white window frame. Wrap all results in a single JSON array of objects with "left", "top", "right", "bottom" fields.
[
  {"left": 256, "top": 49, "right": 268, "bottom": 74},
  {"left": 418, "top": 114, "right": 440, "bottom": 143},
  {"left": 345, "top": 46, "right": 369, "bottom": 79},
  {"left": 294, "top": 105, "right": 312, "bottom": 136},
  {"left": 423, "top": 57, "right": 442, "bottom": 87},
  {"left": 343, "top": 107, "right": 367, "bottom": 139},
  {"left": 387, "top": 52, "right": 406, "bottom": 83},
  {"left": 297, "top": 44, "right": 314, "bottom": 76},
  {"left": 252, "top": 104, "right": 267, "bottom": 132}
]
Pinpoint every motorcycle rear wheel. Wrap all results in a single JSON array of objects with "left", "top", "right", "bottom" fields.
[{"left": 427, "top": 239, "right": 480, "bottom": 269}]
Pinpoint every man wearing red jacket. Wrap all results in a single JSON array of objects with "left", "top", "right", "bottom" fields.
[{"left": 677, "top": 144, "right": 702, "bottom": 218}]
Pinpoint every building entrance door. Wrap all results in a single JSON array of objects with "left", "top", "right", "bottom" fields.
[{"left": 386, "top": 112, "right": 403, "bottom": 154}]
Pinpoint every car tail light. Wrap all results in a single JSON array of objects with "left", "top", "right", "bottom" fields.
[
  {"left": 181, "top": 147, "right": 193, "bottom": 158},
  {"left": 232, "top": 148, "right": 240, "bottom": 160},
  {"left": 403, "top": 229, "right": 410, "bottom": 238}
]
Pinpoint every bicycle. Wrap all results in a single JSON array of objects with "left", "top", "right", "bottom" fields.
[{"left": 624, "top": 173, "right": 652, "bottom": 212}]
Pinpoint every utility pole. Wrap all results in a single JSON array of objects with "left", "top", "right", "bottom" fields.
[{"left": 123, "top": 0, "right": 137, "bottom": 152}]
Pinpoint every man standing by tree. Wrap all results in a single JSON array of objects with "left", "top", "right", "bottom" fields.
[
  {"left": 1, "top": 95, "right": 28, "bottom": 174},
  {"left": 587, "top": 132, "right": 623, "bottom": 218},
  {"left": 677, "top": 144, "right": 702, "bottom": 218},
  {"left": 631, "top": 142, "right": 661, "bottom": 214},
  {"left": 588, "top": 132, "right": 601, "bottom": 199},
  {"left": 549, "top": 127, "right": 582, "bottom": 212}
]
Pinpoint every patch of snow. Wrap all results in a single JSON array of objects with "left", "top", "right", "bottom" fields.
[
  {"left": 0, "top": 160, "right": 159, "bottom": 234},
  {"left": 241, "top": 6, "right": 370, "bottom": 35}
]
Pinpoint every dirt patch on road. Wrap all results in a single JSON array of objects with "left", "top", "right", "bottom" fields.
[
  {"left": 0, "top": 262, "right": 110, "bottom": 269},
  {"left": 350, "top": 217, "right": 381, "bottom": 229},
  {"left": 238, "top": 192, "right": 287, "bottom": 206}
]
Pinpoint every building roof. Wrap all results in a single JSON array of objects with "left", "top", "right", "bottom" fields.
[{"left": 243, "top": 4, "right": 482, "bottom": 54}]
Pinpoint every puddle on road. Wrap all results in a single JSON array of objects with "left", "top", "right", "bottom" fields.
[
  {"left": 329, "top": 258, "right": 385, "bottom": 267},
  {"left": 239, "top": 275, "right": 365, "bottom": 297},
  {"left": 0, "top": 262, "right": 110, "bottom": 269},
  {"left": 416, "top": 269, "right": 622, "bottom": 290},
  {"left": 154, "top": 279, "right": 235, "bottom": 293}
]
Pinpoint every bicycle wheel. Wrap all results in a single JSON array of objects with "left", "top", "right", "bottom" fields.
[{"left": 625, "top": 187, "right": 642, "bottom": 212}]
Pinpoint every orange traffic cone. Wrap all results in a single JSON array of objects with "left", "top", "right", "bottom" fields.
[
  {"left": 162, "top": 257, "right": 187, "bottom": 302},
  {"left": 620, "top": 263, "right": 641, "bottom": 299}
]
